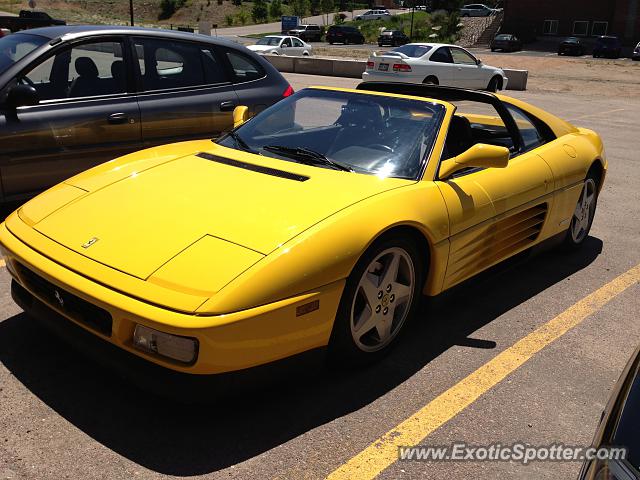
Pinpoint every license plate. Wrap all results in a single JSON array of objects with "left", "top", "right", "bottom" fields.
[{"left": 379, "top": 63, "right": 389, "bottom": 71}]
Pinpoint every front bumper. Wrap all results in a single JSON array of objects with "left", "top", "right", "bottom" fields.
[{"left": 0, "top": 221, "right": 344, "bottom": 375}]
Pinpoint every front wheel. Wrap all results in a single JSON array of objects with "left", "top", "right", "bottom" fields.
[
  {"left": 487, "top": 76, "right": 501, "bottom": 92},
  {"left": 563, "top": 173, "right": 598, "bottom": 249},
  {"left": 328, "top": 235, "right": 424, "bottom": 365}
]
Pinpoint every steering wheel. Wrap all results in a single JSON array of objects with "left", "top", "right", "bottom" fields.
[
  {"left": 369, "top": 143, "right": 394, "bottom": 153},
  {"left": 19, "top": 76, "right": 36, "bottom": 89}
]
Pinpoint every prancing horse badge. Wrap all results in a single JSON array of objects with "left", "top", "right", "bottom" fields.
[{"left": 81, "top": 237, "right": 99, "bottom": 249}]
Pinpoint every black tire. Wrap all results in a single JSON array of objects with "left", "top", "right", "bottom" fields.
[
  {"left": 491, "top": 47, "right": 496, "bottom": 52},
  {"left": 487, "top": 76, "right": 501, "bottom": 92},
  {"left": 327, "top": 234, "right": 425, "bottom": 366},
  {"left": 423, "top": 75, "right": 438, "bottom": 85},
  {"left": 562, "top": 168, "right": 600, "bottom": 250},
  {"left": 378, "top": 42, "right": 383, "bottom": 47}
]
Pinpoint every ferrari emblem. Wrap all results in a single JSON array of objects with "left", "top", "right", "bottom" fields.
[
  {"left": 54, "top": 290, "right": 64, "bottom": 308},
  {"left": 81, "top": 237, "right": 99, "bottom": 249}
]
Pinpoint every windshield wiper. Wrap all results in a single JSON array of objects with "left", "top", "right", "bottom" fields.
[
  {"left": 262, "top": 145, "right": 353, "bottom": 172},
  {"left": 225, "top": 131, "right": 259, "bottom": 154}
]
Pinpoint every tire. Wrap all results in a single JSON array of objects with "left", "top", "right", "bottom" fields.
[
  {"left": 327, "top": 234, "right": 424, "bottom": 366},
  {"left": 487, "top": 76, "right": 501, "bottom": 92},
  {"left": 562, "top": 169, "right": 600, "bottom": 249},
  {"left": 491, "top": 47, "right": 496, "bottom": 52},
  {"left": 378, "top": 42, "right": 383, "bottom": 47},
  {"left": 423, "top": 75, "right": 438, "bottom": 85}
]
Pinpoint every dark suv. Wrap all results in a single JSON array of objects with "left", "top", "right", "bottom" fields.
[
  {"left": 326, "top": 25, "right": 364, "bottom": 45},
  {"left": 288, "top": 24, "right": 323, "bottom": 42},
  {"left": 592, "top": 35, "right": 622, "bottom": 58},
  {"left": 377, "top": 30, "right": 409, "bottom": 47},
  {"left": 0, "top": 25, "right": 291, "bottom": 202}
]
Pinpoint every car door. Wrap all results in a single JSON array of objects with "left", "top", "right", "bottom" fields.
[
  {"left": 425, "top": 47, "right": 455, "bottom": 86},
  {"left": 291, "top": 37, "right": 306, "bottom": 55},
  {"left": 449, "top": 47, "right": 484, "bottom": 89},
  {"left": 0, "top": 37, "right": 141, "bottom": 199},
  {"left": 434, "top": 103, "right": 554, "bottom": 289},
  {"left": 132, "top": 36, "right": 238, "bottom": 148}
]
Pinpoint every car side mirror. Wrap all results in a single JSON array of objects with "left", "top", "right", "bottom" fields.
[
  {"left": 6, "top": 84, "right": 39, "bottom": 108},
  {"left": 439, "top": 144, "right": 510, "bottom": 179},
  {"left": 233, "top": 105, "right": 251, "bottom": 128},
  {"left": 476, "top": 58, "right": 483, "bottom": 65}
]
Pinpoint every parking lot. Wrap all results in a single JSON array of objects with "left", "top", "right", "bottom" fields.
[{"left": 0, "top": 60, "right": 639, "bottom": 479}]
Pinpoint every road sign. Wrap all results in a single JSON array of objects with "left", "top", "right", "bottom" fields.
[{"left": 281, "top": 15, "right": 299, "bottom": 34}]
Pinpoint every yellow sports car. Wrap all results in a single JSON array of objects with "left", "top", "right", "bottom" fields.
[{"left": 0, "top": 83, "right": 606, "bottom": 376}]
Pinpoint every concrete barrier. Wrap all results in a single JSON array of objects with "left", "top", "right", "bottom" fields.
[{"left": 263, "top": 55, "right": 528, "bottom": 90}]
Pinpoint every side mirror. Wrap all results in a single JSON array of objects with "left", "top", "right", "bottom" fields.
[
  {"left": 233, "top": 105, "right": 251, "bottom": 129},
  {"left": 6, "top": 84, "right": 39, "bottom": 108},
  {"left": 476, "top": 58, "right": 483, "bottom": 65},
  {"left": 439, "top": 144, "right": 509, "bottom": 179}
]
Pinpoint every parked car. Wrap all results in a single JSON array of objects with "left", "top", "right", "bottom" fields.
[
  {"left": 578, "top": 345, "right": 640, "bottom": 480},
  {"left": 593, "top": 35, "right": 622, "bottom": 58},
  {"left": 557, "top": 37, "right": 585, "bottom": 56},
  {"left": 0, "top": 28, "right": 10, "bottom": 38},
  {"left": 0, "top": 25, "right": 292, "bottom": 203},
  {"left": 326, "top": 25, "right": 365, "bottom": 45},
  {"left": 490, "top": 33, "right": 521, "bottom": 52},
  {"left": 0, "top": 83, "right": 606, "bottom": 378},
  {"left": 378, "top": 30, "right": 409, "bottom": 47},
  {"left": 287, "top": 24, "right": 323, "bottom": 42},
  {"left": 0, "top": 10, "right": 65, "bottom": 33},
  {"left": 247, "top": 35, "right": 313, "bottom": 56},
  {"left": 459, "top": 4, "right": 498, "bottom": 17},
  {"left": 632, "top": 41, "right": 640, "bottom": 61},
  {"left": 354, "top": 9, "right": 391, "bottom": 21},
  {"left": 363, "top": 43, "right": 508, "bottom": 91}
]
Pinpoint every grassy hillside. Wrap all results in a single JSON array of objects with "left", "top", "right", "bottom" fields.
[{"left": 0, "top": 0, "right": 274, "bottom": 28}]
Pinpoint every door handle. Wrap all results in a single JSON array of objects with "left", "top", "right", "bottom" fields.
[
  {"left": 220, "top": 101, "right": 237, "bottom": 112},
  {"left": 108, "top": 112, "right": 128, "bottom": 124}
]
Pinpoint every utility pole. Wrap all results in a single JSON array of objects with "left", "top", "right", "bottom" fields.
[{"left": 130, "top": 0, "right": 134, "bottom": 26}]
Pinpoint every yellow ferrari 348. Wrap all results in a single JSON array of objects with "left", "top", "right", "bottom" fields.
[{"left": 0, "top": 82, "right": 606, "bottom": 376}]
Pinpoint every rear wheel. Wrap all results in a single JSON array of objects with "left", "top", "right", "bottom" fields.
[
  {"left": 423, "top": 75, "right": 438, "bottom": 85},
  {"left": 563, "top": 171, "right": 599, "bottom": 249},
  {"left": 328, "top": 235, "right": 424, "bottom": 365}
]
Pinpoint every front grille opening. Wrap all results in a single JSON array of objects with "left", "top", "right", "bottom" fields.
[{"left": 15, "top": 263, "right": 113, "bottom": 337}]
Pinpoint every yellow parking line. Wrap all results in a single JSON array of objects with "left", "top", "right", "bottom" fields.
[
  {"left": 327, "top": 263, "right": 640, "bottom": 480},
  {"left": 569, "top": 108, "right": 625, "bottom": 121}
]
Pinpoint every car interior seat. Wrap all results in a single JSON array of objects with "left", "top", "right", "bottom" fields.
[
  {"left": 443, "top": 114, "right": 475, "bottom": 160},
  {"left": 110, "top": 60, "right": 126, "bottom": 93},
  {"left": 68, "top": 57, "right": 101, "bottom": 98}
]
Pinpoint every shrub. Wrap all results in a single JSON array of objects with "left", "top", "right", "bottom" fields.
[
  {"left": 237, "top": 8, "right": 248, "bottom": 24},
  {"left": 159, "top": 0, "right": 186, "bottom": 19},
  {"left": 225, "top": 14, "right": 234, "bottom": 25},
  {"left": 252, "top": 0, "right": 269, "bottom": 23},
  {"left": 269, "top": 0, "right": 283, "bottom": 19}
]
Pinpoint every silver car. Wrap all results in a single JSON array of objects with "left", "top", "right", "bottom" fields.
[
  {"left": 354, "top": 9, "right": 391, "bottom": 21},
  {"left": 459, "top": 4, "right": 498, "bottom": 16}
]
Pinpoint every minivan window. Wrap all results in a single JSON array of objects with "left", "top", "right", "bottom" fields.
[
  {"left": 225, "top": 49, "right": 265, "bottom": 82},
  {"left": 0, "top": 33, "right": 48, "bottom": 75}
]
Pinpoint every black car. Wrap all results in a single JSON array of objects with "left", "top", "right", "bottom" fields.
[
  {"left": 490, "top": 33, "right": 522, "bottom": 52},
  {"left": 288, "top": 24, "right": 323, "bottom": 42},
  {"left": 377, "top": 30, "right": 409, "bottom": 47},
  {"left": 0, "top": 25, "right": 291, "bottom": 203},
  {"left": 593, "top": 35, "right": 622, "bottom": 58},
  {"left": 578, "top": 346, "right": 640, "bottom": 479},
  {"left": 326, "top": 25, "right": 364, "bottom": 45},
  {"left": 557, "top": 37, "right": 584, "bottom": 56},
  {"left": 0, "top": 10, "right": 65, "bottom": 33}
]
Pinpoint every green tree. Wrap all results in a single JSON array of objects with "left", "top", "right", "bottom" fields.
[
  {"left": 320, "top": 0, "right": 333, "bottom": 25},
  {"left": 225, "top": 14, "right": 234, "bottom": 26},
  {"left": 252, "top": 0, "right": 269, "bottom": 22},
  {"left": 290, "top": 0, "right": 309, "bottom": 17},
  {"left": 269, "top": 0, "right": 283, "bottom": 19}
]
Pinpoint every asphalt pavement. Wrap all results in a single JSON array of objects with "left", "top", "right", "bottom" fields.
[{"left": 0, "top": 73, "right": 639, "bottom": 480}]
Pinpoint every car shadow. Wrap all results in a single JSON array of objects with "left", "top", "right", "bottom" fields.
[{"left": 0, "top": 236, "right": 603, "bottom": 476}]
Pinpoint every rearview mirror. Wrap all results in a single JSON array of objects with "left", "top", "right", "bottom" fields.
[
  {"left": 233, "top": 105, "right": 251, "bottom": 129},
  {"left": 6, "top": 84, "right": 39, "bottom": 108},
  {"left": 439, "top": 144, "right": 509, "bottom": 179}
]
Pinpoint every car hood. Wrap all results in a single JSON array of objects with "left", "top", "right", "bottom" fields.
[
  {"left": 247, "top": 45, "right": 277, "bottom": 52},
  {"left": 24, "top": 144, "right": 411, "bottom": 282}
]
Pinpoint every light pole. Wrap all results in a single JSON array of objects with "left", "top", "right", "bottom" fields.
[{"left": 130, "top": 0, "right": 134, "bottom": 26}]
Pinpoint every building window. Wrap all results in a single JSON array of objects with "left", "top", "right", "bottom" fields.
[
  {"left": 592, "top": 21, "right": 608, "bottom": 36},
  {"left": 543, "top": 20, "right": 559, "bottom": 35},
  {"left": 573, "top": 21, "right": 589, "bottom": 36}
]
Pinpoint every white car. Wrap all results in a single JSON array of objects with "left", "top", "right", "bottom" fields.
[
  {"left": 362, "top": 43, "right": 508, "bottom": 92},
  {"left": 459, "top": 3, "right": 499, "bottom": 17},
  {"left": 354, "top": 9, "right": 391, "bottom": 21},
  {"left": 247, "top": 35, "right": 313, "bottom": 56}
]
